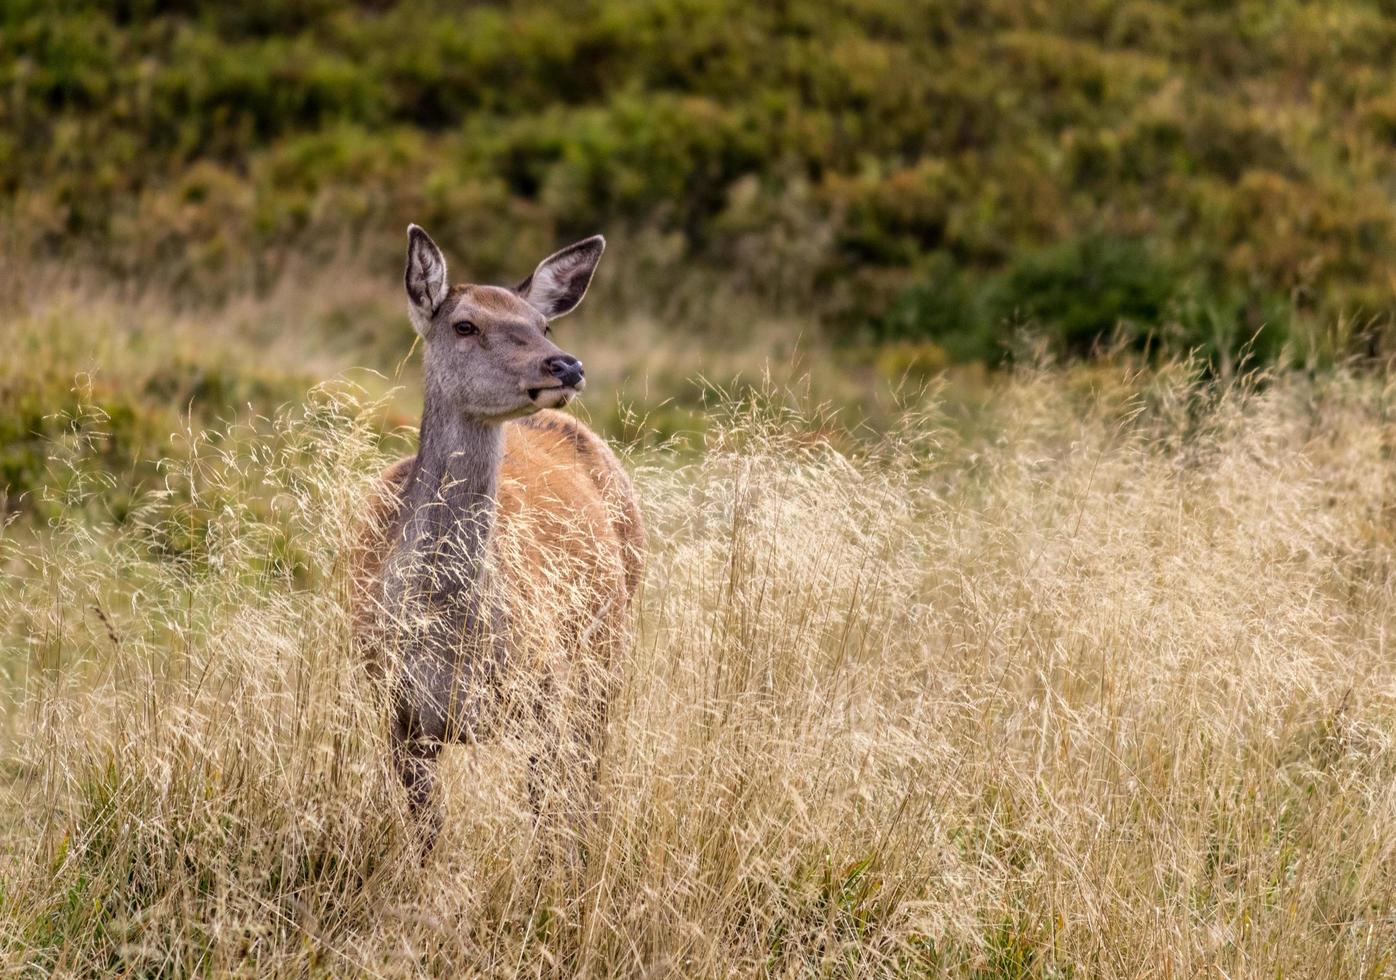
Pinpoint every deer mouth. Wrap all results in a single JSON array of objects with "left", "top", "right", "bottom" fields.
[{"left": 526, "top": 380, "right": 584, "bottom": 407}]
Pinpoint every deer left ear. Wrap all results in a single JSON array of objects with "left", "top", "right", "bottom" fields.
[
  {"left": 405, "top": 223, "right": 449, "bottom": 336},
  {"left": 517, "top": 235, "right": 605, "bottom": 320}
]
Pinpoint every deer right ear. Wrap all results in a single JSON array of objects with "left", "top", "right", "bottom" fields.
[
  {"left": 405, "top": 224, "right": 448, "bottom": 335},
  {"left": 517, "top": 235, "right": 606, "bottom": 320}
]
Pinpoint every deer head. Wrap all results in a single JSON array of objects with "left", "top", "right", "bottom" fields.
[{"left": 404, "top": 225, "right": 605, "bottom": 420}]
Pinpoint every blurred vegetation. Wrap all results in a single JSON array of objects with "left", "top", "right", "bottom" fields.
[
  {"left": 0, "top": 286, "right": 1009, "bottom": 528},
  {"left": 6, "top": 0, "right": 1396, "bottom": 365},
  {"left": 0, "top": 301, "right": 317, "bottom": 527}
]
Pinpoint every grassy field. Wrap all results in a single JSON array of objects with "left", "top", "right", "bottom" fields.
[
  {"left": 3, "top": 274, "right": 1396, "bottom": 974},
  {"left": 8, "top": 3, "right": 1396, "bottom": 972}
]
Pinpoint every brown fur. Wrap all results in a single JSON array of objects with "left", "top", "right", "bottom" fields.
[{"left": 353, "top": 410, "right": 644, "bottom": 664}]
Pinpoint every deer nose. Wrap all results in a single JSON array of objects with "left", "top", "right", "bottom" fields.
[{"left": 544, "top": 354, "right": 584, "bottom": 388}]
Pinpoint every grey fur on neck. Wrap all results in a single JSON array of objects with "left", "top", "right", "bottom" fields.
[
  {"left": 395, "top": 397, "right": 504, "bottom": 605},
  {"left": 385, "top": 395, "right": 508, "bottom": 745}
]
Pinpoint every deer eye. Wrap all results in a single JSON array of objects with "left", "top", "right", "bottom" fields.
[{"left": 453, "top": 320, "right": 478, "bottom": 337}]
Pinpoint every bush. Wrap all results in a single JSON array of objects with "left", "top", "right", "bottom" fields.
[
  {"left": 993, "top": 235, "right": 1179, "bottom": 355},
  {"left": 874, "top": 253, "right": 997, "bottom": 362}
]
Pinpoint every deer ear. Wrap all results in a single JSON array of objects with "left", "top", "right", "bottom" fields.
[
  {"left": 517, "top": 235, "right": 605, "bottom": 320},
  {"left": 405, "top": 224, "right": 448, "bottom": 335}
]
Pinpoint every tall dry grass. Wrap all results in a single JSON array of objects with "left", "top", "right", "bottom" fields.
[{"left": 3, "top": 362, "right": 1396, "bottom": 977}]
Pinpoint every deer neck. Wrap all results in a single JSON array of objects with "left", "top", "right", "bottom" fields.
[{"left": 397, "top": 400, "right": 504, "bottom": 602}]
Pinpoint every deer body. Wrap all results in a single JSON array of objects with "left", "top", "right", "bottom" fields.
[{"left": 353, "top": 228, "right": 642, "bottom": 841}]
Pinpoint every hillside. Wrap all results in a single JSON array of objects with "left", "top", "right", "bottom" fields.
[{"left": 7, "top": 0, "right": 1396, "bottom": 362}]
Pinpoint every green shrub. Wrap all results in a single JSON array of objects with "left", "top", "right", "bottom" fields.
[
  {"left": 874, "top": 253, "right": 997, "bottom": 362},
  {"left": 993, "top": 235, "right": 1179, "bottom": 356}
]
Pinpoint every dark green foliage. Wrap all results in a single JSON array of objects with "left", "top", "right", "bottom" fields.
[
  {"left": 874, "top": 237, "right": 1295, "bottom": 366},
  {"left": 875, "top": 253, "right": 997, "bottom": 362},
  {"left": 995, "top": 235, "right": 1177, "bottom": 356},
  {"left": 5, "top": 0, "right": 1396, "bottom": 358}
]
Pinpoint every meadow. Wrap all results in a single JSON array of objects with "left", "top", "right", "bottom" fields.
[
  {"left": 7, "top": 1, "right": 1396, "bottom": 975},
  {"left": 4, "top": 273, "right": 1396, "bottom": 976}
]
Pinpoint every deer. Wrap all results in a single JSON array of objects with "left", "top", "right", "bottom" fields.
[{"left": 352, "top": 225, "right": 644, "bottom": 850}]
